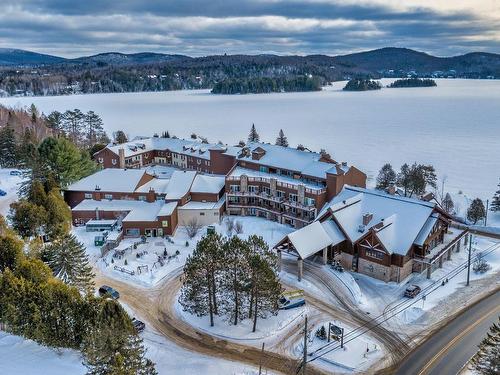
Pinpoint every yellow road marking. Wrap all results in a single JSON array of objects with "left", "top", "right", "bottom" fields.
[{"left": 418, "top": 305, "right": 500, "bottom": 375}]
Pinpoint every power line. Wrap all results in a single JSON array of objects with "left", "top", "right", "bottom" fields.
[{"left": 306, "top": 240, "right": 500, "bottom": 363}]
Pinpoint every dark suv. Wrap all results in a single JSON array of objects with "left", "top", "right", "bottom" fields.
[
  {"left": 404, "top": 285, "right": 421, "bottom": 298},
  {"left": 98, "top": 285, "right": 120, "bottom": 300},
  {"left": 132, "top": 318, "right": 146, "bottom": 333}
]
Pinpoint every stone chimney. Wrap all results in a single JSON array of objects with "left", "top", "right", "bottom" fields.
[
  {"left": 95, "top": 208, "right": 100, "bottom": 220},
  {"left": 362, "top": 213, "right": 373, "bottom": 226},
  {"left": 147, "top": 188, "right": 156, "bottom": 203},
  {"left": 118, "top": 148, "right": 125, "bottom": 169}
]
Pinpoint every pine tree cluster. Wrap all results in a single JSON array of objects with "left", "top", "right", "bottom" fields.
[
  {"left": 179, "top": 233, "right": 282, "bottom": 332},
  {"left": 471, "top": 318, "right": 500, "bottom": 375}
]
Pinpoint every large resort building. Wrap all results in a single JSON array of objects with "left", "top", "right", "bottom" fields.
[{"left": 71, "top": 135, "right": 465, "bottom": 283}]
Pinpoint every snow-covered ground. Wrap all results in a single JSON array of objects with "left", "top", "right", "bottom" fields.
[
  {"left": 175, "top": 293, "right": 306, "bottom": 344},
  {"left": 74, "top": 216, "right": 294, "bottom": 287},
  {"left": 294, "top": 319, "right": 383, "bottom": 373},
  {"left": 0, "top": 331, "right": 85, "bottom": 375},
  {"left": 0, "top": 168, "right": 23, "bottom": 216}
]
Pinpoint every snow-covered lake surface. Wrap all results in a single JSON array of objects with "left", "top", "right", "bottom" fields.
[{"left": 1, "top": 79, "right": 499, "bottom": 199}]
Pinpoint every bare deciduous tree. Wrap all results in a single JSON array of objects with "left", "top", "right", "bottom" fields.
[
  {"left": 184, "top": 218, "right": 202, "bottom": 238},
  {"left": 225, "top": 217, "right": 235, "bottom": 236},
  {"left": 234, "top": 221, "right": 243, "bottom": 234}
]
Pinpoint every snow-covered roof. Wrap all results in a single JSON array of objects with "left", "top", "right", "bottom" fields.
[
  {"left": 72, "top": 199, "right": 177, "bottom": 221},
  {"left": 66, "top": 169, "right": 148, "bottom": 193},
  {"left": 107, "top": 137, "right": 227, "bottom": 160},
  {"left": 135, "top": 178, "right": 171, "bottom": 194},
  {"left": 178, "top": 196, "right": 226, "bottom": 210},
  {"left": 86, "top": 219, "right": 117, "bottom": 226},
  {"left": 325, "top": 186, "right": 437, "bottom": 255},
  {"left": 286, "top": 221, "right": 334, "bottom": 259},
  {"left": 191, "top": 174, "right": 225, "bottom": 194},
  {"left": 231, "top": 142, "right": 347, "bottom": 179},
  {"left": 164, "top": 170, "right": 196, "bottom": 199},
  {"left": 414, "top": 214, "right": 439, "bottom": 246}
]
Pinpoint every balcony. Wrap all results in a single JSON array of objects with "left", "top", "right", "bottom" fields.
[
  {"left": 226, "top": 175, "right": 327, "bottom": 195},
  {"left": 227, "top": 191, "right": 316, "bottom": 211}
]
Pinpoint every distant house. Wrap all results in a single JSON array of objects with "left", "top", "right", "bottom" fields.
[{"left": 275, "top": 186, "right": 466, "bottom": 282}]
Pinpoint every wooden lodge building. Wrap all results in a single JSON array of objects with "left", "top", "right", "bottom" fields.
[{"left": 275, "top": 186, "right": 466, "bottom": 282}]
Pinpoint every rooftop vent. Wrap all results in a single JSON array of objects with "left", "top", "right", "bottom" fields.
[
  {"left": 358, "top": 224, "right": 365, "bottom": 233},
  {"left": 363, "top": 213, "right": 373, "bottom": 226},
  {"left": 95, "top": 185, "right": 101, "bottom": 191}
]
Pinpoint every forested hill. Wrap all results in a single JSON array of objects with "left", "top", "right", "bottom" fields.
[{"left": 0, "top": 47, "right": 498, "bottom": 96}]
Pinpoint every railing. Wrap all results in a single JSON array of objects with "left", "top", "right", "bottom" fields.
[
  {"left": 227, "top": 191, "right": 316, "bottom": 211},
  {"left": 226, "top": 175, "right": 327, "bottom": 195}
]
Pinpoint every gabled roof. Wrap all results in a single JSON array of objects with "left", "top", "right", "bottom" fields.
[
  {"left": 325, "top": 186, "right": 437, "bottom": 255},
  {"left": 286, "top": 221, "right": 334, "bottom": 259},
  {"left": 232, "top": 142, "right": 345, "bottom": 179},
  {"left": 65, "top": 169, "right": 148, "bottom": 193},
  {"left": 164, "top": 170, "right": 196, "bottom": 199},
  {"left": 191, "top": 174, "right": 225, "bottom": 194}
]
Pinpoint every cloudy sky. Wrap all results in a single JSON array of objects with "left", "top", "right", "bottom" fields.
[{"left": 1, "top": 0, "right": 499, "bottom": 57}]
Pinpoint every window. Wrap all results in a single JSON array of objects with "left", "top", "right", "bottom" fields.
[
  {"left": 197, "top": 159, "right": 201, "bottom": 164},
  {"left": 230, "top": 185, "right": 241, "bottom": 192},
  {"left": 365, "top": 249, "right": 385, "bottom": 260},
  {"left": 98, "top": 158, "right": 104, "bottom": 163},
  {"left": 262, "top": 187, "right": 271, "bottom": 195},
  {"left": 104, "top": 194, "right": 113, "bottom": 200},
  {"left": 111, "top": 159, "right": 117, "bottom": 165},
  {"left": 259, "top": 166, "right": 268, "bottom": 173},
  {"left": 276, "top": 190, "right": 285, "bottom": 199},
  {"left": 199, "top": 212, "right": 205, "bottom": 216},
  {"left": 138, "top": 195, "right": 147, "bottom": 201},
  {"left": 305, "top": 197, "right": 315, "bottom": 206},
  {"left": 248, "top": 185, "right": 258, "bottom": 193},
  {"left": 84, "top": 193, "right": 92, "bottom": 199},
  {"left": 162, "top": 220, "right": 169, "bottom": 227},
  {"left": 126, "top": 228, "right": 140, "bottom": 236},
  {"left": 289, "top": 194, "right": 298, "bottom": 202}
]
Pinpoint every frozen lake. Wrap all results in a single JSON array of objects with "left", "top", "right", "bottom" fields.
[{"left": 1, "top": 79, "right": 499, "bottom": 200}]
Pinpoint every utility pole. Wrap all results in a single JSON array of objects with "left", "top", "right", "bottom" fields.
[
  {"left": 258, "top": 343, "right": 265, "bottom": 375},
  {"left": 327, "top": 322, "right": 331, "bottom": 343},
  {"left": 485, "top": 199, "right": 489, "bottom": 226},
  {"left": 340, "top": 327, "right": 344, "bottom": 349},
  {"left": 466, "top": 234, "right": 472, "bottom": 286},
  {"left": 302, "top": 316, "right": 308, "bottom": 375}
]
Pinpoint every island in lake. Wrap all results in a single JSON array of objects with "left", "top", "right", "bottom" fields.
[
  {"left": 388, "top": 78, "right": 437, "bottom": 88},
  {"left": 211, "top": 76, "right": 321, "bottom": 94},
  {"left": 343, "top": 79, "right": 382, "bottom": 91}
]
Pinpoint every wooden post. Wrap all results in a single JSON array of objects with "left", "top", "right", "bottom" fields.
[
  {"left": 466, "top": 236, "right": 472, "bottom": 286},
  {"left": 340, "top": 327, "right": 344, "bottom": 349},
  {"left": 322, "top": 247, "right": 328, "bottom": 265},
  {"left": 258, "top": 343, "right": 265, "bottom": 375},
  {"left": 438, "top": 255, "right": 443, "bottom": 268},
  {"left": 298, "top": 258, "right": 303, "bottom": 282},
  {"left": 426, "top": 263, "right": 432, "bottom": 279},
  {"left": 327, "top": 322, "right": 331, "bottom": 343}
]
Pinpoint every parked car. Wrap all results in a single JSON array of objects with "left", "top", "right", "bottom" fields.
[
  {"left": 404, "top": 285, "right": 421, "bottom": 298},
  {"left": 9, "top": 170, "right": 21, "bottom": 176},
  {"left": 279, "top": 290, "right": 306, "bottom": 310},
  {"left": 132, "top": 318, "right": 146, "bottom": 333},
  {"left": 98, "top": 285, "right": 120, "bottom": 300},
  {"left": 0, "top": 189, "right": 6, "bottom": 197}
]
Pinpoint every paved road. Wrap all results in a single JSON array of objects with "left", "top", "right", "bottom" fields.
[{"left": 395, "top": 289, "right": 500, "bottom": 375}]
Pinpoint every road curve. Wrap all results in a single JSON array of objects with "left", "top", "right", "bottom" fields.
[
  {"left": 394, "top": 289, "right": 500, "bottom": 375},
  {"left": 94, "top": 268, "right": 330, "bottom": 375}
]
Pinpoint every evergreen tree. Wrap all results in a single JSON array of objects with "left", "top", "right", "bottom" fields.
[
  {"left": 9, "top": 200, "right": 47, "bottom": 238},
  {"left": 42, "top": 233, "right": 95, "bottom": 293},
  {"left": 222, "top": 236, "right": 250, "bottom": 325},
  {"left": 376, "top": 163, "right": 396, "bottom": 190},
  {"left": 179, "top": 233, "right": 224, "bottom": 326},
  {"left": 114, "top": 130, "right": 128, "bottom": 144},
  {"left": 396, "top": 162, "right": 437, "bottom": 197},
  {"left": 0, "top": 125, "right": 18, "bottom": 167},
  {"left": 44, "top": 189, "right": 72, "bottom": 237},
  {"left": 0, "top": 234, "right": 24, "bottom": 272},
  {"left": 248, "top": 123, "right": 260, "bottom": 143},
  {"left": 442, "top": 193, "right": 455, "bottom": 214},
  {"left": 275, "top": 129, "right": 289, "bottom": 147},
  {"left": 467, "top": 198, "right": 486, "bottom": 224},
  {"left": 46, "top": 111, "right": 64, "bottom": 134},
  {"left": 62, "top": 109, "right": 85, "bottom": 146},
  {"left": 38, "top": 137, "right": 96, "bottom": 187},
  {"left": 471, "top": 318, "right": 500, "bottom": 375},
  {"left": 491, "top": 180, "right": 500, "bottom": 212},
  {"left": 84, "top": 111, "right": 108, "bottom": 147}
]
